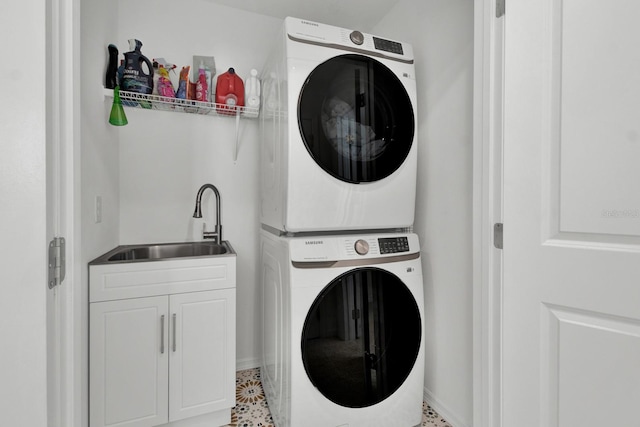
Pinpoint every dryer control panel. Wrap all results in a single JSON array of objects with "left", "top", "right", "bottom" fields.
[
  {"left": 286, "top": 17, "right": 414, "bottom": 63},
  {"left": 373, "top": 37, "right": 404, "bottom": 55},
  {"left": 378, "top": 236, "right": 410, "bottom": 254}
]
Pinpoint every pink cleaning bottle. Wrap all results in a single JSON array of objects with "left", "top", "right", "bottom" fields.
[{"left": 195, "top": 62, "right": 208, "bottom": 102}]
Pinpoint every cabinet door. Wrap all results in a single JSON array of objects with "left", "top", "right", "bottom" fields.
[
  {"left": 169, "top": 289, "right": 236, "bottom": 422},
  {"left": 90, "top": 296, "right": 169, "bottom": 427}
]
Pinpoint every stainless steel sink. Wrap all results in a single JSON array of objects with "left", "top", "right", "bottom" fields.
[{"left": 90, "top": 241, "right": 235, "bottom": 264}]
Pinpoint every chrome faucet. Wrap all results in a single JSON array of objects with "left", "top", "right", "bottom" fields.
[{"left": 193, "top": 184, "right": 222, "bottom": 244}]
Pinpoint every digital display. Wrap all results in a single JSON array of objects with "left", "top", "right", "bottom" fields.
[
  {"left": 378, "top": 237, "right": 410, "bottom": 254},
  {"left": 373, "top": 37, "right": 404, "bottom": 55}
]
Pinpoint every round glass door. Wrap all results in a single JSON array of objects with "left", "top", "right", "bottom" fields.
[
  {"left": 301, "top": 268, "right": 422, "bottom": 408},
  {"left": 298, "top": 54, "right": 415, "bottom": 183}
]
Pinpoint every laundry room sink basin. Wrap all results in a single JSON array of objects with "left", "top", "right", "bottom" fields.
[
  {"left": 89, "top": 240, "right": 236, "bottom": 302},
  {"left": 90, "top": 241, "right": 235, "bottom": 264}
]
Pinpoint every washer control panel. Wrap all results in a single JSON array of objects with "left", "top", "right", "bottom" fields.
[
  {"left": 378, "top": 237, "right": 410, "bottom": 254},
  {"left": 291, "top": 234, "right": 419, "bottom": 262}
]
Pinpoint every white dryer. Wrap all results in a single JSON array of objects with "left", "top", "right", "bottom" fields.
[
  {"left": 260, "top": 229, "right": 425, "bottom": 427},
  {"left": 260, "top": 17, "right": 418, "bottom": 233}
]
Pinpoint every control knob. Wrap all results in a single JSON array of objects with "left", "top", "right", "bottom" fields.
[
  {"left": 350, "top": 31, "right": 365, "bottom": 45},
  {"left": 354, "top": 239, "right": 369, "bottom": 255}
]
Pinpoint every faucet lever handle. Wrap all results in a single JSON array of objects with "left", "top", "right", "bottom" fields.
[{"left": 202, "top": 222, "right": 218, "bottom": 240}]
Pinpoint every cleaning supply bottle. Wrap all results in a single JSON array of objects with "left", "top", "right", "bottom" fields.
[
  {"left": 176, "top": 66, "right": 191, "bottom": 99},
  {"left": 205, "top": 66, "right": 213, "bottom": 102},
  {"left": 121, "top": 39, "right": 154, "bottom": 96},
  {"left": 151, "top": 60, "right": 160, "bottom": 96},
  {"left": 105, "top": 44, "right": 119, "bottom": 89},
  {"left": 117, "top": 59, "right": 125, "bottom": 87},
  {"left": 244, "top": 69, "right": 260, "bottom": 118},
  {"left": 265, "top": 72, "right": 280, "bottom": 113},
  {"left": 195, "top": 62, "right": 208, "bottom": 102},
  {"left": 157, "top": 65, "right": 176, "bottom": 98},
  {"left": 109, "top": 86, "right": 128, "bottom": 126},
  {"left": 215, "top": 67, "right": 244, "bottom": 115}
]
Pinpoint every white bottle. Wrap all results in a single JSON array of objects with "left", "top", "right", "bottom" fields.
[
  {"left": 151, "top": 61, "right": 160, "bottom": 95},
  {"left": 265, "top": 72, "right": 279, "bottom": 112},
  {"left": 244, "top": 69, "right": 260, "bottom": 117}
]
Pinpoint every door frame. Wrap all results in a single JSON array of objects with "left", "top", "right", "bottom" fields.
[
  {"left": 47, "top": 0, "right": 81, "bottom": 425},
  {"left": 49, "top": 1, "right": 505, "bottom": 425},
  {"left": 473, "top": 0, "right": 504, "bottom": 426}
]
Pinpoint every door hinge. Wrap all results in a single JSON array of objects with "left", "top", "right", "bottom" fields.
[
  {"left": 493, "top": 223, "right": 503, "bottom": 249},
  {"left": 496, "top": 0, "right": 505, "bottom": 18},
  {"left": 48, "top": 237, "right": 66, "bottom": 289}
]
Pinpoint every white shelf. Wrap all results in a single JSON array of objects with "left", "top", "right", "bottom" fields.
[
  {"left": 103, "top": 88, "right": 259, "bottom": 118},
  {"left": 104, "top": 87, "right": 259, "bottom": 161}
]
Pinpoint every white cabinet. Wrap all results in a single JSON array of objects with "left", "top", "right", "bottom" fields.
[
  {"left": 90, "top": 296, "right": 169, "bottom": 427},
  {"left": 89, "top": 254, "right": 236, "bottom": 427},
  {"left": 169, "top": 289, "right": 235, "bottom": 422}
]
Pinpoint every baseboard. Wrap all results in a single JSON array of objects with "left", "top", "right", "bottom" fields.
[
  {"left": 423, "top": 387, "right": 471, "bottom": 427},
  {"left": 236, "top": 356, "right": 261, "bottom": 372}
]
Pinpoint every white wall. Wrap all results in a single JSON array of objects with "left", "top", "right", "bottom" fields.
[
  {"left": 81, "top": 0, "right": 121, "bottom": 261},
  {"left": 113, "top": 0, "right": 282, "bottom": 368},
  {"left": 375, "top": 1, "right": 474, "bottom": 426},
  {"left": 0, "top": 0, "right": 48, "bottom": 424},
  {"left": 81, "top": 0, "right": 120, "bottom": 424}
]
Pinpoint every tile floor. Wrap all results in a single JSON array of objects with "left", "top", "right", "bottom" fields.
[{"left": 226, "top": 368, "right": 453, "bottom": 427}]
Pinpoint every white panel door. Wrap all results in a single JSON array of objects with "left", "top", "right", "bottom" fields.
[
  {"left": 503, "top": 1, "right": 640, "bottom": 426},
  {"left": 169, "top": 289, "right": 236, "bottom": 422},
  {"left": 90, "top": 296, "right": 169, "bottom": 427}
]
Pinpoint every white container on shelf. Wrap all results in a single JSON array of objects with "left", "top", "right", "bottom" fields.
[{"left": 244, "top": 68, "right": 260, "bottom": 118}]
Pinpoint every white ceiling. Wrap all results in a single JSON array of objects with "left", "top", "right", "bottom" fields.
[{"left": 205, "top": 0, "right": 402, "bottom": 31}]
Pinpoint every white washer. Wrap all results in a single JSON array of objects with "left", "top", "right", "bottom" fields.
[
  {"left": 260, "top": 229, "right": 425, "bottom": 427},
  {"left": 260, "top": 17, "right": 418, "bottom": 233}
]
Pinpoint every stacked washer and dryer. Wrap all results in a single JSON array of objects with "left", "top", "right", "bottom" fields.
[{"left": 259, "top": 17, "right": 424, "bottom": 427}]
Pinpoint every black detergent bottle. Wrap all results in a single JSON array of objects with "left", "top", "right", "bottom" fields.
[
  {"left": 105, "top": 44, "right": 118, "bottom": 89},
  {"left": 121, "top": 39, "right": 154, "bottom": 97}
]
